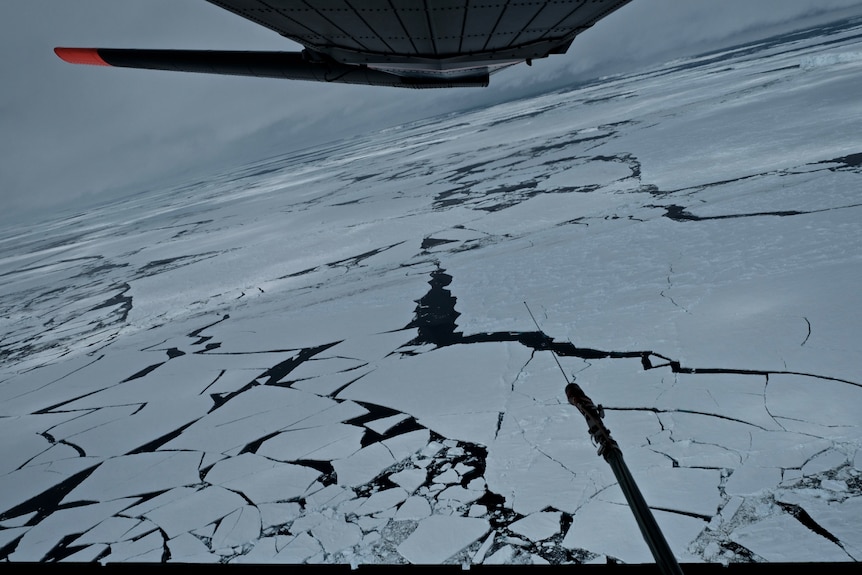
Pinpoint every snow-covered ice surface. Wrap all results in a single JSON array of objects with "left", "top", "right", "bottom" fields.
[{"left": 2, "top": 17, "right": 862, "bottom": 567}]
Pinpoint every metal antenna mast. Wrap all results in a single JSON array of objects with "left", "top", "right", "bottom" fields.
[{"left": 523, "top": 302, "right": 684, "bottom": 575}]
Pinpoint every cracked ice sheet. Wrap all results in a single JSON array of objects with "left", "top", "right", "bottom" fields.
[
  {"left": 667, "top": 217, "right": 862, "bottom": 379},
  {"left": 623, "top": 44, "right": 862, "bottom": 192},
  {"left": 777, "top": 495, "right": 862, "bottom": 561},
  {"left": 397, "top": 515, "right": 490, "bottom": 564},
  {"left": 9, "top": 499, "right": 136, "bottom": 562},
  {"left": 730, "top": 512, "right": 851, "bottom": 562},
  {"left": 338, "top": 342, "right": 531, "bottom": 446},
  {"left": 563, "top": 499, "right": 705, "bottom": 564},
  {"left": 766, "top": 374, "right": 862, "bottom": 439},
  {"left": 447, "top": 213, "right": 691, "bottom": 353},
  {"left": 162, "top": 386, "right": 358, "bottom": 454},
  {"left": 62, "top": 452, "right": 203, "bottom": 505},
  {"left": 448, "top": 58, "right": 862, "bottom": 379},
  {"left": 186, "top": 277, "right": 428, "bottom": 354},
  {"left": 450, "top": 194, "right": 862, "bottom": 377}
]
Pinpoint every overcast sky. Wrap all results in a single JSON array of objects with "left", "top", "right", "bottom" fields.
[{"left": 3, "top": 1, "right": 862, "bottom": 223}]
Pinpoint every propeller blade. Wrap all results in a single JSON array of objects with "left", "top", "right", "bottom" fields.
[{"left": 53, "top": 48, "right": 489, "bottom": 88}]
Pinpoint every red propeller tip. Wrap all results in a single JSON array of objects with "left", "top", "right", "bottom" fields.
[{"left": 55, "top": 47, "right": 109, "bottom": 66}]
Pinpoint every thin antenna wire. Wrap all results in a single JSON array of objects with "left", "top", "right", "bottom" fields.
[{"left": 523, "top": 301, "right": 569, "bottom": 384}]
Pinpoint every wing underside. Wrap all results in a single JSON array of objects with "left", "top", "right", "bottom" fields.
[{"left": 55, "top": 0, "right": 632, "bottom": 88}]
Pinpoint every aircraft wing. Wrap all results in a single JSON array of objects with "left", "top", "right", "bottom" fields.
[{"left": 55, "top": 0, "right": 632, "bottom": 88}]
